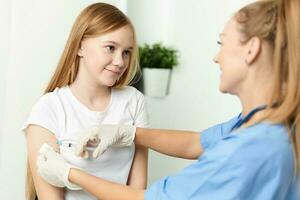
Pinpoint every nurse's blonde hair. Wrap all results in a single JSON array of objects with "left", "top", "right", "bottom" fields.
[
  {"left": 26, "top": 3, "right": 139, "bottom": 200},
  {"left": 235, "top": 0, "right": 300, "bottom": 171}
]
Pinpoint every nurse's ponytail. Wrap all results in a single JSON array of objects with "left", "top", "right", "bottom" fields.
[
  {"left": 235, "top": 0, "right": 300, "bottom": 172},
  {"left": 273, "top": 0, "right": 300, "bottom": 173}
]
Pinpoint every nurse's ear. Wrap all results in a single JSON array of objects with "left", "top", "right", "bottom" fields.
[
  {"left": 245, "top": 37, "right": 261, "bottom": 66},
  {"left": 78, "top": 46, "right": 84, "bottom": 57}
]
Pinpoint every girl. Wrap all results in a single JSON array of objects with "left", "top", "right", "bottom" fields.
[
  {"left": 23, "top": 3, "right": 148, "bottom": 200},
  {"left": 37, "top": 0, "right": 299, "bottom": 199}
]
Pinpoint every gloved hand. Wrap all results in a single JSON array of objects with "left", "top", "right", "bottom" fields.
[
  {"left": 37, "top": 143, "right": 82, "bottom": 190},
  {"left": 75, "top": 125, "right": 136, "bottom": 159}
]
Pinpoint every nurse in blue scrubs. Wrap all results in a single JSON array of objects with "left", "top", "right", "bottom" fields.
[{"left": 37, "top": 0, "right": 300, "bottom": 199}]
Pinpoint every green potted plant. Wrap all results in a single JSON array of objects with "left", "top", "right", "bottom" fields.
[{"left": 139, "top": 43, "right": 178, "bottom": 97}]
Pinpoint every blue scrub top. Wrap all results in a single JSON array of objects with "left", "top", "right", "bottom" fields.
[{"left": 145, "top": 116, "right": 299, "bottom": 200}]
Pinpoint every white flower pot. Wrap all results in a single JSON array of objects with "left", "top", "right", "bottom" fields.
[{"left": 143, "top": 68, "right": 171, "bottom": 97}]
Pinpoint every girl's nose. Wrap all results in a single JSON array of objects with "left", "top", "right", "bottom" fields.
[{"left": 112, "top": 52, "right": 124, "bottom": 67}]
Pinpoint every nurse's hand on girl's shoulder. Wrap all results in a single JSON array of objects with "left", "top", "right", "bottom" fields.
[{"left": 75, "top": 125, "right": 136, "bottom": 159}]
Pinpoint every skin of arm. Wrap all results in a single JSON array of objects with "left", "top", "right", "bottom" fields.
[
  {"left": 69, "top": 168, "right": 145, "bottom": 200},
  {"left": 26, "top": 125, "right": 64, "bottom": 200},
  {"left": 127, "top": 129, "right": 201, "bottom": 188},
  {"left": 134, "top": 128, "right": 203, "bottom": 159},
  {"left": 127, "top": 144, "right": 148, "bottom": 189}
]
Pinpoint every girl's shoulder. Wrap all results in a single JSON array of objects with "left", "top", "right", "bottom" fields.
[{"left": 37, "top": 87, "right": 65, "bottom": 105}]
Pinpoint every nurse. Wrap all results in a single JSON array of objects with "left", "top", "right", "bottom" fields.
[{"left": 37, "top": 0, "right": 300, "bottom": 199}]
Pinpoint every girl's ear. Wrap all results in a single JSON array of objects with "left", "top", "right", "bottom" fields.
[{"left": 245, "top": 37, "right": 261, "bottom": 65}]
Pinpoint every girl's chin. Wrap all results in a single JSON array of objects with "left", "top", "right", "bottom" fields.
[
  {"left": 94, "top": 78, "right": 117, "bottom": 87},
  {"left": 103, "top": 79, "right": 118, "bottom": 87}
]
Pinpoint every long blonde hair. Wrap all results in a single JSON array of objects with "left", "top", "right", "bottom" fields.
[
  {"left": 235, "top": 0, "right": 300, "bottom": 171},
  {"left": 26, "top": 3, "right": 139, "bottom": 199}
]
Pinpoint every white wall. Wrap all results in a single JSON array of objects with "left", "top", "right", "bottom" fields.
[
  {"left": 0, "top": 0, "right": 12, "bottom": 197},
  {"left": 0, "top": 0, "right": 253, "bottom": 199},
  {"left": 0, "top": 0, "right": 11, "bottom": 142}
]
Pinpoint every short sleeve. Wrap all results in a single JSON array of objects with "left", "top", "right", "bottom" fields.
[
  {"left": 22, "top": 94, "right": 59, "bottom": 136},
  {"left": 146, "top": 125, "right": 295, "bottom": 200},
  {"left": 133, "top": 90, "right": 149, "bottom": 128},
  {"left": 200, "top": 116, "right": 238, "bottom": 150}
]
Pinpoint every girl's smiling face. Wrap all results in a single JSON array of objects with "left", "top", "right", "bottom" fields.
[{"left": 78, "top": 25, "right": 134, "bottom": 87}]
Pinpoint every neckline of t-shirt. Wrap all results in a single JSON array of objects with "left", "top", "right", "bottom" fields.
[{"left": 64, "top": 85, "right": 114, "bottom": 115}]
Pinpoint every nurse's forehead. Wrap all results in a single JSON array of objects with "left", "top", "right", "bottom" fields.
[
  {"left": 221, "top": 19, "right": 240, "bottom": 33},
  {"left": 219, "top": 27, "right": 241, "bottom": 39}
]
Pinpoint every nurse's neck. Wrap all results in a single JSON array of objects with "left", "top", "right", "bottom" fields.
[
  {"left": 238, "top": 89, "right": 272, "bottom": 127},
  {"left": 240, "top": 56, "right": 276, "bottom": 117},
  {"left": 239, "top": 80, "right": 274, "bottom": 118},
  {"left": 240, "top": 95, "right": 269, "bottom": 117}
]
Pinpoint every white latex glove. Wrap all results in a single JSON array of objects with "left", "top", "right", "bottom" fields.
[
  {"left": 37, "top": 143, "right": 82, "bottom": 190},
  {"left": 75, "top": 125, "right": 136, "bottom": 159}
]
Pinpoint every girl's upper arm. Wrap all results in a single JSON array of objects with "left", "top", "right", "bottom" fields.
[
  {"left": 25, "top": 124, "right": 64, "bottom": 200},
  {"left": 127, "top": 144, "right": 148, "bottom": 189},
  {"left": 127, "top": 91, "right": 149, "bottom": 189}
]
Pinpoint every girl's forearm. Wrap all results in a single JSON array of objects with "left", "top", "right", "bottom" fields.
[
  {"left": 135, "top": 128, "right": 203, "bottom": 159},
  {"left": 68, "top": 168, "right": 145, "bottom": 200}
]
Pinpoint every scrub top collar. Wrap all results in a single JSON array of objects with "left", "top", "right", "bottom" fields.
[{"left": 231, "top": 104, "right": 267, "bottom": 131}]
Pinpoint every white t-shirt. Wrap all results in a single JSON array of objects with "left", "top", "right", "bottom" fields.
[{"left": 22, "top": 86, "right": 148, "bottom": 200}]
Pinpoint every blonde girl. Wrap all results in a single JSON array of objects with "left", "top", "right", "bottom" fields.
[{"left": 23, "top": 3, "right": 148, "bottom": 200}]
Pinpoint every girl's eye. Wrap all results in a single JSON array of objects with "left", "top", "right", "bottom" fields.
[
  {"left": 123, "top": 50, "right": 131, "bottom": 57},
  {"left": 105, "top": 45, "right": 115, "bottom": 52},
  {"left": 217, "top": 41, "right": 222, "bottom": 46}
]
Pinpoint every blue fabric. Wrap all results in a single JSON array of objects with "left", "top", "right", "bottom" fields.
[
  {"left": 145, "top": 116, "right": 299, "bottom": 200},
  {"left": 200, "top": 116, "right": 239, "bottom": 150},
  {"left": 230, "top": 105, "right": 267, "bottom": 131}
]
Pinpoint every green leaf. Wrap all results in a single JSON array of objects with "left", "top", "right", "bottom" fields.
[{"left": 139, "top": 43, "right": 179, "bottom": 69}]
